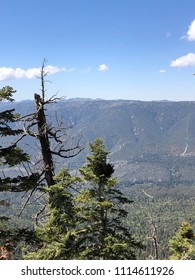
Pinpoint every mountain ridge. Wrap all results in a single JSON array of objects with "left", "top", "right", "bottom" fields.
[{"left": 2, "top": 98, "right": 195, "bottom": 185}]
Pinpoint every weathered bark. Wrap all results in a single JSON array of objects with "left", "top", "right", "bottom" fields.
[
  {"left": 34, "top": 93, "right": 54, "bottom": 187},
  {"left": 21, "top": 61, "right": 82, "bottom": 188}
]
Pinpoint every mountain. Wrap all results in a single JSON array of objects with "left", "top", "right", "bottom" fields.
[{"left": 2, "top": 98, "right": 195, "bottom": 185}]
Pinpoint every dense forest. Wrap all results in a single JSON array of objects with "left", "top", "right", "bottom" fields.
[{"left": 0, "top": 64, "right": 195, "bottom": 260}]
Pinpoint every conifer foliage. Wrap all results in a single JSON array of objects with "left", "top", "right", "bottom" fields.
[
  {"left": 77, "top": 138, "right": 142, "bottom": 259},
  {"left": 0, "top": 86, "right": 29, "bottom": 167},
  {"left": 25, "top": 168, "right": 80, "bottom": 260},
  {"left": 24, "top": 138, "right": 142, "bottom": 260},
  {"left": 0, "top": 86, "right": 39, "bottom": 257},
  {"left": 169, "top": 221, "right": 195, "bottom": 260},
  {"left": 0, "top": 74, "right": 142, "bottom": 259},
  {"left": 0, "top": 86, "right": 40, "bottom": 193}
]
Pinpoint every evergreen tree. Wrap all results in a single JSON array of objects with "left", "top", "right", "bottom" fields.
[
  {"left": 0, "top": 86, "right": 40, "bottom": 192},
  {"left": 0, "top": 86, "right": 40, "bottom": 258},
  {"left": 24, "top": 168, "right": 80, "bottom": 260},
  {"left": 0, "top": 86, "right": 29, "bottom": 166},
  {"left": 169, "top": 221, "right": 195, "bottom": 260},
  {"left": 77, "top": 138, "right": 142, "bottom": 259}
]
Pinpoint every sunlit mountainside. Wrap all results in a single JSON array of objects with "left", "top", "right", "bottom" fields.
[{"left": 2, "top": 98, "right": 195, "bottom": 186}]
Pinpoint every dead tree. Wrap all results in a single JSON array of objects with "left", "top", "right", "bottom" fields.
[
  {"left": 21, "top": 60, "right": 83, "bottom": 188},
  {"left": 141, "top": 189, "right": 159, "bottom": 259},
  {"left": 148, "top": 213, "right": 159, "bottom": 260},
  {"left": 34, "top": 92, "right": 55, "bottom": 186}
]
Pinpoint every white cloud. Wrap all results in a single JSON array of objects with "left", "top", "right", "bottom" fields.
[
  {"left": 98, "top": 64, "right": 109, "bottom": 72},
  {"left": 186, "top": 19, "right": 195, "bottom": 41},
  {"left": 159, "top": 69, "right": 166, "bottom": 73},
  {"left": 0, "top": 65, "right": 68, "bottom": 81},
  {"left": 170, "top": 53, "right": 195, "bottom": 68}
]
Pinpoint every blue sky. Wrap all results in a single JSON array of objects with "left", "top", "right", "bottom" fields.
[{"left": 1, "top": 0, "right": 195, "bottom": 101}]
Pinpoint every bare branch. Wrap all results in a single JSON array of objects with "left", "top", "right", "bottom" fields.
[
  {"left": 51, "top": 138, "right": 83, "bottom": 158},
  {"left": 22, "top": 118, "right": 40, "bottom": 138},
  {"left": 18, "top": 112, "right": 37, "bottom": 122},
  {"left": 47, "top": 128, "right": 63, "bottom": 144},
  {"left": 26, "top": 192, "right": 46, "bottom": 205},
  {"left": 35, "top": 203, "right": 47, "bottom": 225},
  {"left": 44, "top": 93, "right": 62, "bottom": 105},
  {"left": 18, "top": 187, "right": 37, "bottom": 217},
  {"left": 22, "top": 162, "right": 30, "bottom": 176}
]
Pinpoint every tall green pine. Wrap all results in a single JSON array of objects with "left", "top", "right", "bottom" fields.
[
  {"left": 24, "top": 168, "right": 80, "bottom": 260},
  {"left": 0, "top": 86, "right": 29, "bottom": 166},
  {"left": 77, "top": 138, "right": 142, "bottom": 259},
  {"left": 0, "top": 86, "right": 39, "bottom": 257},
  {"left": 0, "top": 86, "right": 40, "bottom": 192}
]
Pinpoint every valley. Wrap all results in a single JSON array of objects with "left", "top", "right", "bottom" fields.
[
  {"left": 1, "top": 97, "right": 195, "bottom": 259},
  {"left": 2, "top": 98, "right": 195, "bottom": 185}
]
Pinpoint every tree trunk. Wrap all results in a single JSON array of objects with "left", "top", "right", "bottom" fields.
[{"left": 34, "top": 93, "right": 54, "bottom": 186}]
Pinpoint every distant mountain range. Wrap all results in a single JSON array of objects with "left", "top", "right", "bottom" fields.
[{"left": 2, "top": 98, "right": 195, "bottom": 186}]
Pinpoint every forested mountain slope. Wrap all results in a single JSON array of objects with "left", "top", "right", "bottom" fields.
[
  {"left": 1, "top": 97, "right": 195, "bottom": 259},
  {"left": 2, "top": 98, "right": 195, "bottom": 185}
]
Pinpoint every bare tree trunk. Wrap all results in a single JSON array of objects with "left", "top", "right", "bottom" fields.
[
  {"left": 22, "top": 60, "right": 82, "bottom": 188},
  {"left": 34, "top": 93, "right": 54, "bottom": 187},
  {"left": 148, "top": 214, "right": 159, "bottom": 260},
  {"left": 141, "top": 189, "right": 159, "bottom": 259}
]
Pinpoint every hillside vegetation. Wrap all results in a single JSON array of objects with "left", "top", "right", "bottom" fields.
[
  {"left": 2, "top": 98, "right": 195, "bottom": 184},
  {"left": 1, "top": 88, "right": 195, "bottom": 259}
]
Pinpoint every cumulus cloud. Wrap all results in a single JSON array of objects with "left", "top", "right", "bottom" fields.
[
  {"left": 98, "top": 64, "right": 109, "bottom": 72},
  {"left": 186, "top": 19, "right": 195, "bottom": 41},
  {"left": 170, "top": 53, "right": 195, "bottom": 68},
  {"left": 0, "top": 65, "right": 69, "bottom": 81}
]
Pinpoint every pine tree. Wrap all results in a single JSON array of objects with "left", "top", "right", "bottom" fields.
[
  {"left": 0, "top": 86, "right": 40, "bottom": 258},
  {"left": 0, "top": 86, "right": 29, "bottom": 166},
  {"left": 0, "top": 86, "right": 40, "bottom": 192},
  {"left": 169, "top": 221, "right": 195, "bottom": 260},
  {"left": 24, "top": 168, "right": 80, "bottom": 260},
  {"left": 76, "top": 138, "right": 142, "bottom": 259}
]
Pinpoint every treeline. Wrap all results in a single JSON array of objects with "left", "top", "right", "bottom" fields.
[{"left": 0, "top": 64, "right": 195, "bottom": 260}]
